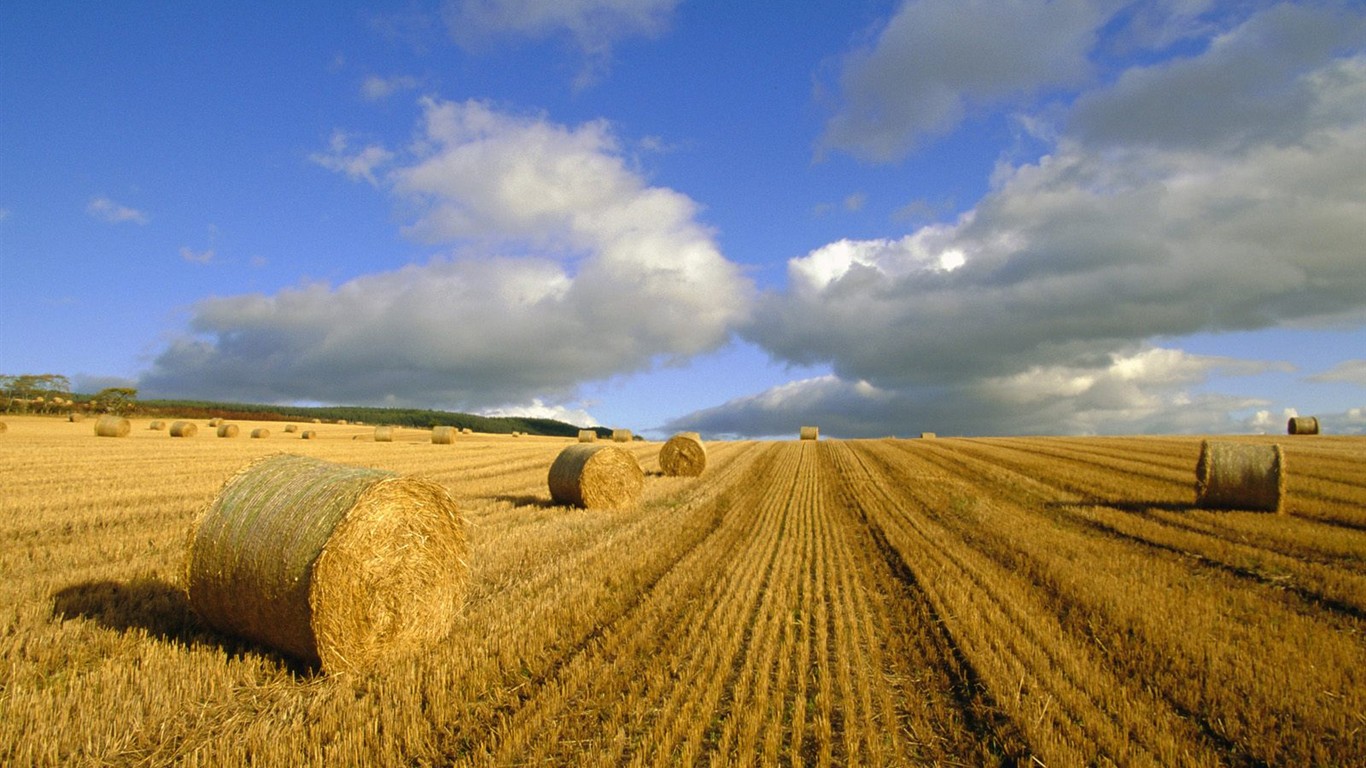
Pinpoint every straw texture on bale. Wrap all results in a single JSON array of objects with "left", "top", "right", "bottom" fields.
[
  {"left": 284, "top": 424, "right": 299, "bottom": 433},
  {"left": 800, "top": 426, "right": 819, "bottom": 441},
  {"left": 185, "top": 454, "right": 468, "bottom": 674},
  {"left": 94, "top": 415, "right": 131, "bottom": 438},
  {"left": 1287, "top": 416, "right": 1320, "bottom": 435},
  {"left": 217, "top": 424, "right": 240, "bottom": 438},
  {"left": 431, "top": 426, "right": 457, "bottom": 444},
  {"left": 251, "top": 428, "right": 270, "bottom": 439},
  {"left": 170, "top": 421, "right": 198, "bottom": 438},
  {"left": 374, "top": 426, "right": 394, "bottom": 443},
  {"left": 548, "top": 444, "right": 644, "bottom": 509},
  {"left": 578, "top": 430, "right": 598, "bottom": 443},
  {"left": 611, "top": 429, "right": 632, "bottom": 443},
  {"left": 68, "top": 413, "right": 85, "bottom": 422},
  {"left": 302, "top": 430, "right": 318, "bottom": 439},
  {"left": 149, "top": 420, "right": 166, "bottom": 430},
  {"left": 659, "top": 433, "right": 707, "bottom": 477},
  {"left": 1195, "top": 440, "right": 1284, "bottom": 512}
]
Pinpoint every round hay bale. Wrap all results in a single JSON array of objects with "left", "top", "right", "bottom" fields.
[
  {"left": 311, "top": 418, "right": 322, "bottom": 424},
  {"left": 461, "top": 427, "right": 472, "bottom": 434},
  {"left": 94, "top": 415, "right": 131, "bottom": 438},
  {"left": 149, "top": 420, "right": 166, "bottom": 431},
  {"left": 431, "top": 426, "right": 457, "bottom": 444},
  {"left": 799, "top": 426, "right": 819, "bottom": 441},
  {"left": 611, "top": 429, "right": 632, "bottom": 443},
  {"left": 68, "top": 412, "right": 85, "bottom": 423},
  {"left": 170, "top": 421, "right": 198, "bottom": 438},
  {"left": 659, "top": 433, "right": 707, "bottom": 477},
  {"left": 284, "top": 424, "right": 299, "bottom": 433},
  {"left": 1195, "top": 440, "right": 1284, "bottom": 512},
  {"left": 577, "top": 429, "right": 598, "bottom": 443},
  {"left": 920, "top": 432, "right": 936, "bottom": 439},
  {"left": 548, "top": 444, "right": 644, "bottom": 509},
  {"left": 209, "top": 418, "right": 222, "bottom": 427},
  {"left": 184, "top": 454, "right": 467, "bottom": 674},
  {"left": 374, "top": 426, "right": 394, "bottom": 443},
  {"left": 301, "top": 430, "right": 317, "bottom": 439},
  {"left": 251, "top": 428, "right": 271, "bottom": 439},
  {"left": 217, "top": 424, "right": 240, "bottom": 438},
  {"left": 1287, "top": 416, "right": 1319, "bottom": 435},
  {"left": 337, "top": 419, "right": 348, "bottom": 425}
]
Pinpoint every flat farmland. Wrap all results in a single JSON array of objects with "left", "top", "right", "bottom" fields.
[{"left": 1, "top": 416, "right": 1364, "bottom": 766}]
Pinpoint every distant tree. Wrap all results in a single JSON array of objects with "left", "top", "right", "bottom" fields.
[
  {"left": 1, "top": 373, "right": 72, "bottom": 413},
  {"left": 92, "top": 387, "right": 138, "bottom": 416}
]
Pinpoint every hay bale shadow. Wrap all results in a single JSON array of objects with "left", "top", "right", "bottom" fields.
[
  {"left": 50, "top": 577, "right": 307, "bottom": 673},
  {"left": 1048, "top": 499, "right": 1194, "bottom": 514},
  {"left": 492, "top": 493, "right": 558, "bottom": 509}
]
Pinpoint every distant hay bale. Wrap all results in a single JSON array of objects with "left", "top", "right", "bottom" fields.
[
  {"left": 920, "top": 432, "right": 937, "bottom": 439},
  {"left": 1195, "top": 440, "right": 1284, "bottom": 512},
  {"left": 250, "top": 428, "right": 270, "bottom": 439},
  {"left": 68, "top": 412, "right": 85, "bottom": 423},
  {"left": 460, "top": 427, "right": 472, "bottom": 434},
  {"left": 209, "top": 418, "right": 222, "bottom": 427},
  {"left": 799, "top": 426, "right": 819, "bottom": 441},
  {"left": 217, "top": 424, "right": 240, "bottom": 438},
  {"left": 512, "top": 431, "right": 523, "bottom": 438},
  {"left": 548, "top": 444, "right": 644, "bottom": 509},
  {"left": 612, "top": 429, "right": 632, "bottom": 443},
  {"left": 578, "top": 430, "right": 598, "bottom": 443},
  {"left": 301, "top": 430, "right": 317, "bottom": 439},
  {"left": 659, "top": 433, "right": 707, "bottom": 477},
  {"left": 94, "top": 415, "right": 131, "bottom": 438},
  {"left": 337, "top": 419, "right": 349, "bottom": 425},
  {"left": 284, "top": 424, "right": 299, "bottom": 433},
  {"left": 170, "top": 421, "right": 198, "bottom": 438},
  {"left": 149, "top": 420, "right": 166, "bottom": 431},
  {"left": 431, "top": 426, "right": 457, "bottom": 444},
  {"left": 311, "top": 418, "right": 322, "bottom": 424},
  {"left": 1287, "top": 416, "right": 1319, "bottom": 435},
  {"left": 184, "top": 454, "right": 468, "bottom": 674},
  {"left": 374, "top": 426, "right": 394, "bottom": 443}
]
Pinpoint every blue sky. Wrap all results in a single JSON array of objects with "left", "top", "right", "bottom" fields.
[{"left": 3, "top": 1, "right": 1365, "bottom": 438}]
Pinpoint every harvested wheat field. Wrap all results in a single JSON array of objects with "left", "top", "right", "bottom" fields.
[{"left": 1, "top": 415, "right": 1364, "bottom": 766}]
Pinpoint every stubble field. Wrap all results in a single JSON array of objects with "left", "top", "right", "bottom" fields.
[{"left": 1, "top": 415, "right": 1363, "bottom": 766}]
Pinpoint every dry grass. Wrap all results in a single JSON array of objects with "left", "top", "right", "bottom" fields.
[{"left": 1, "top": 416, "right": 1362, "bottom": 766}]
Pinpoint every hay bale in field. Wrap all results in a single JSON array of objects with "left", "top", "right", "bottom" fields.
[
  {"left": 217, "top": 424, "right": 240, "bottom": 438},
  {"left": 799, "top": 426, "right": 819, "bottom": 441},
  {"left": 577, "top": 429, "right": 598, "bottom": 443},
  {"left": 431, "top": 426, "right": 457, "bottom": 444},
  {"left": 659, "top": 433, "right": 707, "bottom": 477},
  {"left": 68, "top": 412, "right": 85, "bottom": 423},
  {"left": 311, "top": 418, "right": 322, "bottom": 424},
  {"left": 250, "top": 428, "right": 270, "bottom": 439},
  {"left": 461, "top": 427, "right": 472, "bottom": 434},
  {"left": 548, "top": 444, "right": 644, "bottom": 509},
  {"left": 374, "top": 426, "right": 394, "bottom": 443},
  {"left": 611, "top": 429, "right": 632, "bottom": 443},
  {"left": 920, "top": 432, "right": 936, "bottom": 439},
  {"left": 94, "top": 415, "right": 131, "bottom": 438},
  {"left": 337, "top": 419, "right": 349, "bottom": 425},
  {"left": 301, "top": 430, "right": 317, "bottom": 439},
  {"left": 170, "top": 421, "right": 198, "bottom": 438},
  {"left": 209, "top": 418, "right": 222, "bottom": 427},
  {"left": 184, "top": 454, "right": 467, "bottom": 674},
  {"left": 149, "top": 420, "right": 166, "bottom": 431},
  {"left": 1195, "top": 440, "right": 1284, "bottom": 512},
  {"left": 1287, "top": 416, "right": 1319, "bottom": 435},
  {"left": 284, "top": 424, "right": 299, "bottom": 433}
]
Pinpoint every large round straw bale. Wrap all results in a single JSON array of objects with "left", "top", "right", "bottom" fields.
[
  {"left": 301, "top": 430, "right": 317, "bottom": 439},
  {"left": 311, "top": 418, "right": 322, "bottom": 424},
  {"left": 149, "top": 420, "right": 166, "bottom": 430},
  {"left": 1195, "top": 440, "right": 1284, "bottom": 512},
  {"left": 461, "top": 427, "right": 472, "bottom": 434},
  {"left": 799, "top": 426, "right": 819, "bottom": 441},
  {"left": 611, "top": 429, "right": 632, "bottom": 443},
  {"left": 170, "top": 421, "right": 198, "bottom": 438},
  {"left": 284, "top": 424, "right": 299, "bottom": 433},
  {"left": 431, "top": 426, "right": 457, "bottom": 444},
  {"left": 659, "top": 433, "right": 707, "bottom": 477},
  {"left": 920, "top": 432, "right": 936, "bottom": 439},
  {"left": 209, "top": 418, "right": 222, "bottom": 427},
  {"left": 68, "top": 412, "right": 85, "bottom": 423},
  {"left": 548, "top": 444, "right": 644, "bottom": 509},
  {"left": 374, "top": 426, "right": 394, "bottom": 443},
  {"left": 337, "top": 419, "right": 349, "bottom": 425},
  {"left": 1287, "top": 416, "right": 1319, "bottom": 435},
  {"left": 217, "top": 424, "right": 240, "bottom": 438},
  {"left": 185, "top": 454, "right": 467, "bottom": 674},
  {"left": 578, "top": 429, "right": 597, "bottom": 443},
  {"left": 251, "top": 428, "right": 270, "bottom": 439},
  {"left": 94, "top": 415, "right": 131, "bottom": 438}
]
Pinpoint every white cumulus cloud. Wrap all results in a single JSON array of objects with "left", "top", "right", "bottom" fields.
[{"left": 87, "top": 196, "right": 149, "bottom": 225}]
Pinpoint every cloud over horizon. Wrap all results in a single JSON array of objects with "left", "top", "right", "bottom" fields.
[{"left": 141, "top": 98, "right": 751, "bottom": 412}]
